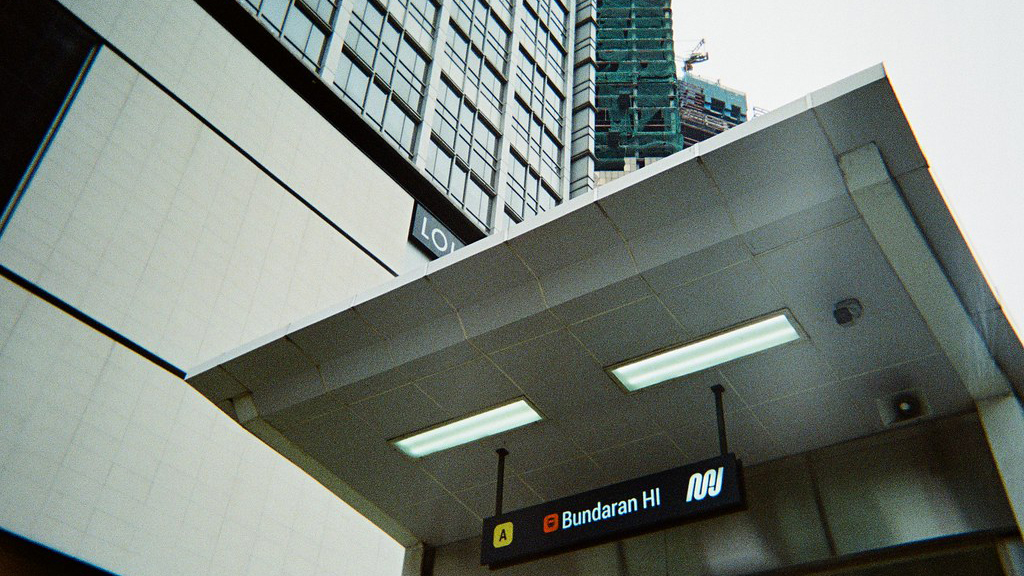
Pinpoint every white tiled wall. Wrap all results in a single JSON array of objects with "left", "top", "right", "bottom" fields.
[
  {"left": 0, "top": 277, "right": 406, "bottom": 575},
  {"left": 59, "top": 0, "right": 416, "bottom": 268},
  {"left": 0, "top": 48, "right": 393, "bottom": 371}
]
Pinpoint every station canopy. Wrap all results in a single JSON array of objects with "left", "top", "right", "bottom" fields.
[{"left": 188, "top": 65, "right": 1024, "bottom": 546}]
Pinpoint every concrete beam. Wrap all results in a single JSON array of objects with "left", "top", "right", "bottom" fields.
[{"left": 840, "top": 143, "right": 1011, "bottom": 401}]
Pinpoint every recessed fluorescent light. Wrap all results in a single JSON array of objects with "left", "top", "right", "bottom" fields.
[
  {"left": 392, "top": 399, "right": 542, "bottom": 458},
  {"left": 609, "top": 312, "right": 800, "bottom": 391}
]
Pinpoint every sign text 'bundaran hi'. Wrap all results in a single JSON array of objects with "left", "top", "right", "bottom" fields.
[{"left": 481, "top": 454, "right": 744, "bottom": 567}]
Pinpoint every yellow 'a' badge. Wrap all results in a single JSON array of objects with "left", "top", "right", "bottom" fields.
[{"left": 493, "top": 522, "right": 513, "bottom": 548}]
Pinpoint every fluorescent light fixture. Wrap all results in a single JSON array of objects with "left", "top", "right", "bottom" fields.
[
  {"left": 609, "top": 312, "right": 800, "bottom": 391},
  {"left": 392, "top": 399, "right": 542, "bottom": 458}
]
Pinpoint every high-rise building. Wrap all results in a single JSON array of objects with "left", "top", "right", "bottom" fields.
[
  {"left": 592, "top": 0, "right": 683, "bottom": 175},
  {"left": 678, "top": 73, "right": 747, "bottom": 147}
]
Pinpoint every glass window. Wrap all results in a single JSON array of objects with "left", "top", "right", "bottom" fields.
[
  {"left": 364, "top": 82, "right": 387, "bottom": 126},
  {"left": 384, "top": 99, "right": 417, "bottom": 153},
  {"left": 250, "top": 0, "right": 335, "bottom": 66},
  {"left": 337, "top": 52, "right": 371, "bottom": 105}
]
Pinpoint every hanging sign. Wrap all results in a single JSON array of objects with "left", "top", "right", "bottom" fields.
[
  {"left": 481, "top": 453, "right": 744, "bottom": 567},
  {"left": 410, "top": 203, "right": 464, "bottom": 259}
]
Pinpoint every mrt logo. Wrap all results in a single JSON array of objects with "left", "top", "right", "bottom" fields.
[
  {"left": 493, "top": 522, "right": 513, "bottom": 548},
  {"left": 543, "top": 513, "right": 558, "bottom": 533}
]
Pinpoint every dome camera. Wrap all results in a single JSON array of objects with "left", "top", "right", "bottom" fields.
[{"left": 833, "top": 298, "right": 863, "bottom": 326}]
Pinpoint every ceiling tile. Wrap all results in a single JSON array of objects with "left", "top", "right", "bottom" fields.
[
  {"left": 521, "top": 457, "right": 609, "bottom": 501},
  {"left": 539, "top": 244, "right": 637, "bottom": 312},
  {"left": 388, "top": 315, "right": 468, "bottom": 375},
  {"left": 220, "top": 337, "right": 313, "bottom": 391},
  {"left": 251, "top": 367, "right": 324, "bottom": 416},
  {"left": 659, "top": 259, "right": 787, "bottom": 337},
  {"left": 286, "top": 308, "right": 384, "bottom": 364},
  {"left": 285, "top": 407, "right": 444, "bottom": 512},
  {"left": 569, "top": 295, "right": 686, "bottom": 366},
  {"left": 548, "top": 269, "right": 652, "bottom": 326},
  {"left": 349, "top": 383, "right": 450, "bottom": 439},
  {"left": 629, "top": 368, "right": 745, "bottom": 433},
  {"left": 187, "top": 366, "right": 246, "bottom": 402},
  {"left": 639, "top": 235, "right": 750, "bottom": 295},
  {"left": 750, "top": 379, "right": 882, "bottom": 456},
  {"left": 488, "top": 329, "right": 608, "bottom": 411},
  {"left": 743, "top": 195, "right": 859, "bottom": 255},
  {"left": 507, "top": 204, "right": 622, "bottom": 277},
  {"left": 665, "top": 407, "right": 783, "bottom": 466},
  {"left": 813, "top": 78, "right": 926, "bottom": 179},
  {"left": 415, "top": 355, "right": 522, "bottom": 416},
  {"left": 838, "top": 353, "right": 972, "bottom": 418},
  {"left": 390, "top": 495, "right": 481, "bottom": 546},
  {"left": 417, "top": 441, "right": 502, "bottom": 492},
  {"left": 589, "top": 433, "right": 683, "bottom": 484},
  {"left": 469, "top": 311, "right": 563, "bottom": 354},
  {"left": 701, "top": 110, "right": 848, "bottom": 234},
  {"left": 456, "top": 475, "right": 542, "bottom": 519},
  {"left": 427, "top": 242, "right": 536, "bottom": 309},
  {"left": 472, "top": 420, "right": 581, "bottom": 474},
  {"left": 719, "top": 340, "right": 838, "bottom": 407},
  {"left": 354, "top": 276, "right": 454, "bottom": 339},
  {"left": 459, "top": 281, "right": 558, "bottom": 352},
  {"left": 597, "top": 156, "right": 719, "bottom": 239},
  {"left": 318, "top": 342, "right": 399, "bottom": 391}
]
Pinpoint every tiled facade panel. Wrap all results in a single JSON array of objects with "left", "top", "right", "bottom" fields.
[
  {"left": 57, "top": 0, "right": 415, "bottom": 268},
  {"left": 0, "top": 278, "right": 406, "bottom": 575},
  {"left": 0, "top": 49, "right": 394, "bottom": 371}
]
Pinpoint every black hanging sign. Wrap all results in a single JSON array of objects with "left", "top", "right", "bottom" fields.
[
  {"left": 410, "top": 203, "right": 464, "bottom": 259},
  {"left": 481, "top": 453, "right": 745, "bottom": 567}
]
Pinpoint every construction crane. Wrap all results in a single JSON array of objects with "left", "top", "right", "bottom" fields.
[{"left": 682, "top": 38, "right": 708, "bottom": 72}]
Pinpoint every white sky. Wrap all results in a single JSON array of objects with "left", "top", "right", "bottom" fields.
[{"left": 673, "top": 0, "right": 1024, "bottom": 334}]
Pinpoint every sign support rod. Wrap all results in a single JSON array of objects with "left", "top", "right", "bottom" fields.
[
  {"left": 495, "top": 448, "right": 509, "bottom": 516},
  {"left": 711, "top": 385, "right": 728, "bottom": 456}
]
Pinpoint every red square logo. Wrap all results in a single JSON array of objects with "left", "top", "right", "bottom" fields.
[{"left": 543, "top": 513, "right": 558, "bottom": 533}]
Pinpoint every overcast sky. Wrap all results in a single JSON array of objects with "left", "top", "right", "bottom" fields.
[{"left": 673, "top": 0, "right": 1024, "bottom": 333}]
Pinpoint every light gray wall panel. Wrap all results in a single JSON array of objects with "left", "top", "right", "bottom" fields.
[{"left": 0, "top": 48, "right": 394, "bottom": 370}]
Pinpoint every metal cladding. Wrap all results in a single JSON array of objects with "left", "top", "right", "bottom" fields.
[{"left": 594, "top": 0, "right": 683, "bottom": 170}]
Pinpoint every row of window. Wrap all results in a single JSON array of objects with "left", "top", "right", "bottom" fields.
[
  {"left": 423, "top": 138, "right": 494, "bottom": 228},
  {"left": 505, "top": 152, "right": 558, "bottom": 223},
  {"left": 433, "top": 79, "right": 501, "bottom": 186},
  {"left": 245, "top": 0, "right": 336, "bottom": 65},
  {"left": 337, "top": 54, "right": 420, "bottom": 153},
  {"left": 441, "top": 24, "right": 505, "bottom": 126},
  {"left": 448, "top": 0, "right": 511, "bottom": 70},
  {"left": 509, "top": 95, "right": 562, "bottom": 190},
  {"left": 517, "top": 0, "right": 568, "bottom": 83},
  {"left": 514, "top": 48, "right": 565, "bottom": 135},
  {"left": 344, "top": 0, "right": 432, "bottom": 109}
]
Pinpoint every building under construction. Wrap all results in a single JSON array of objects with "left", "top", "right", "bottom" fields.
[
  {"left": 679, "top": 73, "right": 748, "bottom": 147},
  {"left": 593, "top": 0, "right": 683, "bottom": 171}
]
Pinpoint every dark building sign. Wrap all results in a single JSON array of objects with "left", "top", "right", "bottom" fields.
[
  {"left": 410, "top": 203, "right": 464, "bottom": 259},
  {"left": 481, "top": 454, "right": 745, "bottom": 567}
]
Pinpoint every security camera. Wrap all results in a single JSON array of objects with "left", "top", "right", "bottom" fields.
[{"left": 833, "top": 298, "right": 863, "bottom": 326}]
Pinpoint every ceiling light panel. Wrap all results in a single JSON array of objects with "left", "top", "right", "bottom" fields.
[
  {"left": 392, "top": 399, "right": 542, "bottom": 458},
  {"left": 609, "top": 312, "right": 801, "bottom": 391}
]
